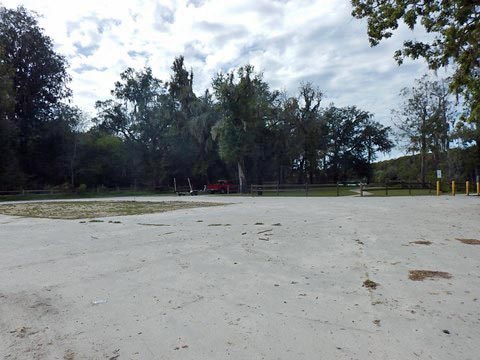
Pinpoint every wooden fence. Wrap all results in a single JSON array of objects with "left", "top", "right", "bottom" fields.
[
  {"left": 250, "top": 180, "right": 480, "bottom": 197},
  {"left": 250, "top": 183, "right": 360, "bottom": 197}
]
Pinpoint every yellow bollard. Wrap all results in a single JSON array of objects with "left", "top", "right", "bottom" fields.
[
  {"left": 477, "top": 181, "right": 480, "bottom": 196},
  {"left": 466, "top": 181, "right": 470, "bottom": 196},
  {"left": 436, "top": 181, "right": 440, "bottom": 196},
  {"left": 452, "top": 180, "right": 456, "bottom": 196}
]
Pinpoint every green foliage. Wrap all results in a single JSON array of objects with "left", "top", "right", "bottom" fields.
[
  {"left": 0, "top": 45, "right": 17, "bottom": 188},
  {"left": 213, "top": 65, "right": 278, "bottom": 191},
  {"left": 0, "top": 6, "right": 71, "bottom": 187},
  {"left": 2, "top": 4, "right": 454, "bottom": 191},
  {"left": 94, "top": 66, "right": 170, "bottom": 186},
  {"left": 373, "top": 146, "right": 478, "bottom": 183},
  {"left": 393, "top": 75, "right": 454, "bottom": 182},
  {"left": 324, "top": 105, "right": 393, "bottom": 181},
  {"left": 351, "top": 0, "right": 480, "bottom": 175},
  {"left": 351, "top": 0, "right": 479, "bottom": 123},
  {"left": 286, "top": 83, "right": 325, "bottom": 183}
]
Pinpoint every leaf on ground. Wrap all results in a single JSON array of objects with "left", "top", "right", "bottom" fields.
[
  {"left": 456, "top": 238, "right": 480, "bottom": 245},
  {"left": 409, "top": 270, "right": 452, "bottom": 281},
  {"left": 257, "top": 229, "right": 273, "bottom": 234},
  {"left": 410, "top": 240, "right": 432, "bottom": 245}
]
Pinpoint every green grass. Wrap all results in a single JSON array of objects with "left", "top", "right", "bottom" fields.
[{"left": 0, "top": 190, "right": 172, "bottom": 202}]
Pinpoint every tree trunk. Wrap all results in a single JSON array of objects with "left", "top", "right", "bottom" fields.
[
  {"left": 475, "top": 135, "right": 480, "bottom": 181},
  {"left": 70, "top": 141, "right": 77, "bottom": 189},
  {"left": 367, "top": 148, "right": 372, "bottom": 183},
  {"left": 298, "top": 158, "right": 305, "bottom": 184},
  {"left": 237, "top": 160, "right": 247, "bottom": 193},
  {"left": 420, "top": 150, "right": 425, "bottom": 185},
  {"left": 420, "top": 134, "right": 427, "bottom": 185}
]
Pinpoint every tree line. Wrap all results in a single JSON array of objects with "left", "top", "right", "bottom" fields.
[
  {"left": 0, "top": 3, "right": 478, "bottom": 192},
  {"left": 0, "top": 6, "right": 394, "bottom": 191}
]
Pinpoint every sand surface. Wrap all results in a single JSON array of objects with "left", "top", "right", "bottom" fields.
[{"left": 1, "top": 195, "right": 479, "bottom": 359}]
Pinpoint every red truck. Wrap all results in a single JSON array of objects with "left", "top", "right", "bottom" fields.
[{"left": 206, "top": 180, "right": 237, "bottom": 194}]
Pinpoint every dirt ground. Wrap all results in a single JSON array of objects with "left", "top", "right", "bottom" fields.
[
  {"left": 1, "top": 195, "right": 479, "bottom": 359},
  {"left": 0, "top": 201, "right": 224, "bottom": 219}
]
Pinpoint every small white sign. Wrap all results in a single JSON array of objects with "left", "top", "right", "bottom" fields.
[{"left": 436, "top": 170, "right": 442, "bottom": 179}]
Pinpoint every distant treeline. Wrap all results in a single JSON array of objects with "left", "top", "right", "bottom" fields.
[
  {"left": 374, "top": 147, "right": 478, "bottom": 184},
  {"left": 0, "top": 6, "right": 477, "bottom": 192}
]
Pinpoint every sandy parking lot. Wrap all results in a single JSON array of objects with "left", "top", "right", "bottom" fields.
[{"left": 1, "top": 195, "right": 479, "bottom": 360}]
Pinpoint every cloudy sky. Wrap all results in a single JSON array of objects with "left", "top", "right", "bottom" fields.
[{"left": 3, "top": 0, "right": 450, "bottom": 155}]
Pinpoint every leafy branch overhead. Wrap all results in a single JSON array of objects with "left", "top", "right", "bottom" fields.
[{"left": 351, "top": 0, "right": 480, "bottom": 122}]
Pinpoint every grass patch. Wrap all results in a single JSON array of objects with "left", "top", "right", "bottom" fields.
[
  {"left": 409, "top": 270, "right": 452, "bottom": 281},
  {"left": 456, "top": 238, "right": 480, "bottom": 245},
  {"left": 0, "top": 201, "right": 225, "bottom": 219},
  {"left": 0, "top": 190, "right": 168, "bottom": 202}
]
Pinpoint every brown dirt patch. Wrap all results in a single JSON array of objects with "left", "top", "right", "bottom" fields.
[
  {"left": 410, "top": 240, "right": 432, "bottom": 245},
  {"left": 456, "top": 238, "right": 480, "bottom": 245},
  {"left": 0, "top": 201, "right": 226, "bottom": 219},
  {"left": 409, "top": 270, "right": 452, "bottom": 281},
  {"left": 363, "top": 279, "right": 378, "bottom": 290}
]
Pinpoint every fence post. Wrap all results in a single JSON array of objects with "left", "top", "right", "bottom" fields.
[
  {"left": 452, "top": 180, "right": 456, "bottom": 196},
  {"left": 466, "top": 181, "right": 469, "bottom": 196},
  {"left": 477, "top": 180, "right": 480, "bottom": 196},
  {"left": 436, "top": 181, "right": 440, "bottom": 196},
  {"left": 360, "top": 184, "right": 364, "bottom": 197},
  {"left": 250, "top": 184, "right": 253, "bottom": 196}
]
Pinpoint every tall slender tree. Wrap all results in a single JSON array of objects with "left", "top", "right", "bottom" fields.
[
  {"left": 0, "top": 6, "right": 71, "bottom": 184},
  {"left": 393, "top": 75, "right": 453, "bottom": 183},
  {"left": 0, "top": 45, "right": 16, "bottom": 188},
  {"left": 213, "top": 65, "right": 278, "bottom": 192},
  {"left": 95, "top": 67, "right": 169, "bottom": 186}
]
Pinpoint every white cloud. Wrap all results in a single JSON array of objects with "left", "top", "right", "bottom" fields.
[{"left": 2, "top": 0, "right": 450, "bottom": 158}]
